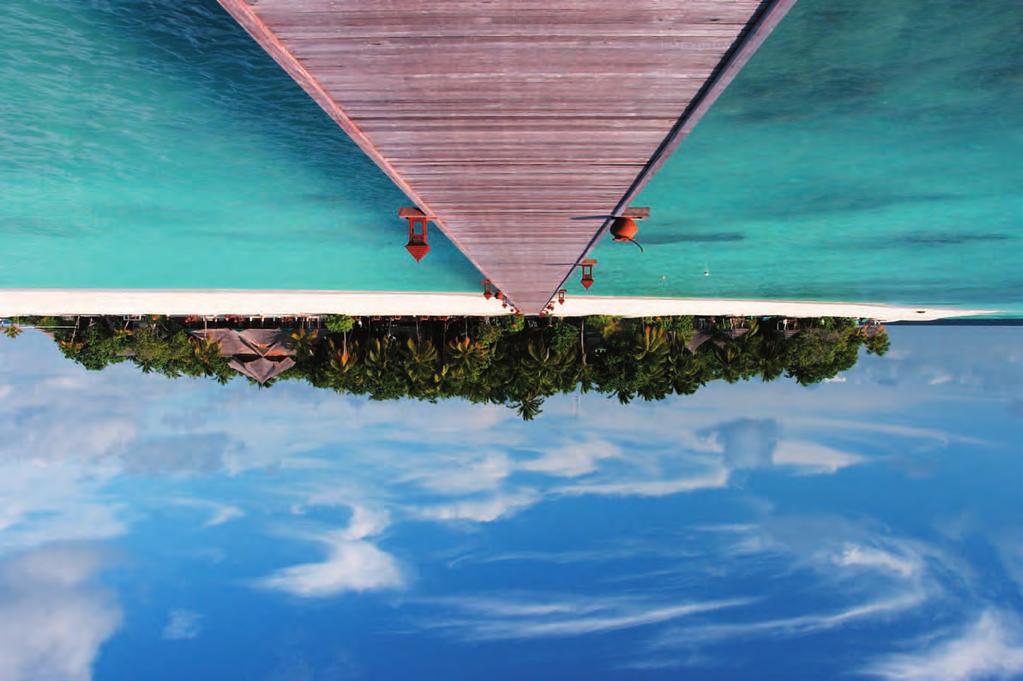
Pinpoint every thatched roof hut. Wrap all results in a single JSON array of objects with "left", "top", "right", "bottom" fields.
[
  {"left": 228, "top": 357, "right": 296, "bottom": 384},
  {"left": 191, "top": 328, "right": 297, "bottom": 384}
]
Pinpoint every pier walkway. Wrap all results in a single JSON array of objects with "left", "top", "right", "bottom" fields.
[{"left": 217, "top": 0, "right": 795, "bottom": 312}]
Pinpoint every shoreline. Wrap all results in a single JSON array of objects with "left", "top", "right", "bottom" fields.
[{"left": 0, "top": 288, "right": 999, "bottom": 322}]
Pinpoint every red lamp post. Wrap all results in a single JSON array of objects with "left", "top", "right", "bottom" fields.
[
  {"left": 399, "top": 207, "right": 434, "bottom": 262},
  {"left": 579, "top": 259, "right": 597, "bottom": 289}
]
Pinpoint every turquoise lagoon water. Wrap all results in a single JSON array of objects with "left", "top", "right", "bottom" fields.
[
  {"left": 579, "top": 0, "right": 1023, "bottom": 313},
  {"left": 0, "top": 1, "right": 480, "bottom": 291},
  {"left": 1, "top": 0, "right": 1021, "bottom": 312}
]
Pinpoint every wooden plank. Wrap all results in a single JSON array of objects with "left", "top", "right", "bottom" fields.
[
  {"left": 216, "top": 0, "right": 790, "bottom": 312},
  {"left": 566, "top": 0, "right": 799, "bottom": 292}
]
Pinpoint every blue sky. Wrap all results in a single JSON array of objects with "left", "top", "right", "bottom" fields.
[{"left": 0, "top": 326, "right": 1020, "bottom": 680}]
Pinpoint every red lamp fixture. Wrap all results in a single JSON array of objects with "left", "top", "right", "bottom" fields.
[
  {"left": 579, "top": 259, "right": 597, "bottom": 289},
  {"left": 557, "top": 289, "right": 566, "bottom": 305},
  {"left": 610, "top": 217, "right": 638, "bottom": 240},
  {"left": 481, "top": 279, "right": 494, "bottom": 300},
  {"left": 610, "top": 207, "right": 649, "bottom": 252},
  {"left": 399, "top": 207, "right": 434, "bottom": 262}
]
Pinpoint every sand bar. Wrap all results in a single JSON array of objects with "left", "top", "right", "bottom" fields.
[{"left": 0, "top": 289, "right": 998, "bottom": 321}]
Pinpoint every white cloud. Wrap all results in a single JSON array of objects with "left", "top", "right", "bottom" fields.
[
  {"left": 403, "top": 451, "right": 511, "bottom": 494},
  {"left": 785, "top": 417, "right": 988, "bottom": 447},
  {"left": 257, "top": 506, "right": 404, "bottom": 598},
  {"left": 339, "top": 506, "right": 390, "bottom": 541},
  {"left": 518, "top": 439, "right": 621, "bottom": 478},
  {"left": 863, "top": 610, "right": 1023, "bottom": 681},
  {"left": 428, "top": 595, "right": 752, "bottom": 640},
  {"left": 417, "top": 491, "right": 539, "bottom": 523},
  {"left": 0, "top": 547, "right": 122, "bottom": 681},
  {"left": 259, "top": 539, "right": 403, "bottom": 598},
  {"left": 721, "top": 516, "right": 957, "bottom": 588},
  {"left": 655, "top": 592, "right": 925, "bottom": 649},
  {"left": 707, "top": 418, "right": 780, "bottom": 470},
  {"left": 555, "top": 468, "right": 729, "bottom": 497},
  {"left": 834, "top": 544, "right": 920, "bottom": 579},
  {"left": 0, "top": 462, "right": 125, "bottom": 554},
  {"left": 654, "top": 520, "right": 952, "bottom": 652},
  {"left": 171, "top": 498, "right": 243, "bottom": 528},
  {"left": 162, "top": 609, "right": 202, "bottom": 640},
  {"left": 773, "top": 441, "right": 864, "bottom": 474}
]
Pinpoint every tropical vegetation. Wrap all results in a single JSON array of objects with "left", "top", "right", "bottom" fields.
[{"left": 3, "top": 314, "right": 890, "bottom": 420}]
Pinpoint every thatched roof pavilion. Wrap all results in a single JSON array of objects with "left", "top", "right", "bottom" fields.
[{"left": 190, "top": 328, "right": 296, "bottom": 384}]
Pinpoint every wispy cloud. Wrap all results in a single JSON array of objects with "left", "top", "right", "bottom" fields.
[
  {"left": 416, "top": 491, "right": 540, "bottom": 523},
  {"left": 402, "top": 451, "right": 511, "bottom": 494},
  {"left": 773, "top": 441, "right": 865, "bottom": 474},
  {"left": 518, "top": 438, "right": 622, "bottom": 478},
  {"left": 170, "top": 498, "right": 243, "bottom": 528},
  {"left": 162, "top": 609, "right": 202, "bottom": 640},
  {"left": 555, "top": 468, "right": 729, "bottom": 497},
  {"left": 654, "top": 592, "right": 924, "bottom": 649},
  {"left": 256, "top": 506, "right": 404, "bottom": 598},
  {"left": 833, "top": 543, "right": 921, "bottom": 579},
  {"left": 862, "top": 610, "right": 1023, "bottom": 681},
  {"left": 425, "top": 595, "right": 753, "bottom": 640},
  {"left": 650, "top": 519, "right": 950, "bottom": 654}
]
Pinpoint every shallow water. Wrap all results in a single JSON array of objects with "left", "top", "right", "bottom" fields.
[
  {"left": 580, "top": 0, "right": 1023, "bottom": 313},
  {"left": 0, "top": 0, "right": 480, "bottom": 291},
  {"left": 1, "top": 0, "right": 1020, "bottom": 313}
]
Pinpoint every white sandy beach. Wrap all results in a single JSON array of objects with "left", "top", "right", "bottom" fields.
[{"left": 0, "top": 289, "right": 998, "bottom": 321}]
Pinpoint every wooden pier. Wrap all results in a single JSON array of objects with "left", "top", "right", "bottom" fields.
[{"left": 217, "top": 0, "right": 795, "bottom": 313}]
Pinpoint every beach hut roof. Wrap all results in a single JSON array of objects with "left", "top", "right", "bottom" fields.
[
  {"left": 191, "top": 328, "right": 295, "bottom": 357},
  {"left": 191, "top": 329, "right": 251, "bottom": 356},
  {"left": 685, "top": 330, "right": 713, "bottom": 353},
  {"left": 238, "top": 329, "right": 294, "bottom": 356},
  {"left": 228, "top": 356, "right": 296, "bottom": 385}
]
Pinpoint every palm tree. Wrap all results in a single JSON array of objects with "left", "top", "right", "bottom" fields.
[
  {"left": 289, "top": 327, "right": 319, "bottom": 358},
  {"left": 190, "top": 336, "right": 220, "bottom": 367},
  {"left": 513, "top": 395, "right": 544, "bottom": 421},
  {"left": 403, "top": 338, "right": 440, "bottom": 395}
]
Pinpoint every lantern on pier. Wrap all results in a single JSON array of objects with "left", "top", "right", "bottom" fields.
[
  {"left": 399, "top": 207, "right": 433, "bottom": 262},
  {"left": 610, "top": 217, "right": 638, "bottom": 241},
  {"left": 579, "top": 259, "right": 597, "bottom": 290},
  {"left": 610, "top": 207, "right": 649, "bottom": 252}
]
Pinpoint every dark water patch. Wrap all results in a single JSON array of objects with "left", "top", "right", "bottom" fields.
[
  {"left": 642, "top": 232, "right": 746, "bottom": 245},
  {"left": 839, "top": 231, "right": 1016, "bottom": 253},
  {"left": 708, "top": 191, "right": 969, "bottom": 224},
  {"left": 900, "top": 233, "right": 1014, "bottom": 246},
  {"left": 0, "top": 215, "right": 78, "bottom": 238}
]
